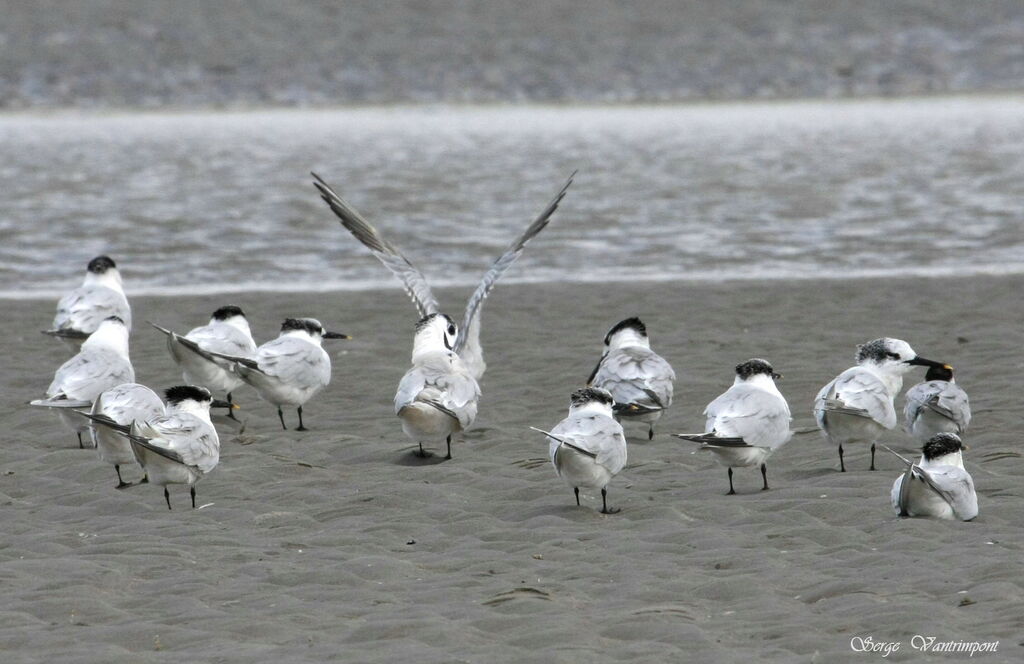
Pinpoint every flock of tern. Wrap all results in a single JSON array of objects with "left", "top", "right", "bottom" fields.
[{"left": 28, "top": 174, "right": 976, "bottom": 520}]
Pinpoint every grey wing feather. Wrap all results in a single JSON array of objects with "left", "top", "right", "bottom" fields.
[
  {"left": 47, "top": 349, "right": 135, "bottom": 402},
  {"left": 255, "top": 337, "right": 331, "bottom": 390},
  {"left": 918, "top": 465, "right": 979, "bottom": 520},
  {"left": 396, "top": 353, "right": 480, "bottom": 427},
  {"left": 53, "top": 285, "right": 131, "bottom": 333},
  {"left": 550, "top": 412, "right": 627, "bottom": 474},
  {"left": 592, "top": 347, "right": 675, "bottom": 410},
  {"left": 138, "top": 414, "right": 220, "bottom": 473},
  {"left": 905, "top": 380, "right": 971, "bottom": 432},
  {"left": 705, "top": 385, "right": 792, "bottom": 449},
  {"left": 815, "top": 367, "right": 896, "bottom": 429},
  {"left": 312, "top": 173, "right": 439, "bottom": 317},
  {"left": 453, "top": 172, "right": 575, "bottom": 355}
]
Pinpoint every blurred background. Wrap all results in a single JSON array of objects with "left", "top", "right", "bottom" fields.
[{"left": 2, "top": 0, "right": 1023, "bottom": 296}]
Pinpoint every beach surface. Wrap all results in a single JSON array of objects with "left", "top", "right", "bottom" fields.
[{"left": 1, "top": 275, "right": 1021, "bottom": 662}]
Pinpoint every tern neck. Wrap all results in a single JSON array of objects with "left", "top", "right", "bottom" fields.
[
  {"left": 570, "top": 401, "right": 614, "bottom": 418},
  {"left": 169, "top": 399, "right": 213, "bottom": 424},
  {"left": 82, "top": 324, "right": 130, "bottom": 357},
  {"left": 608, "top": 329, "right": 650, "bottom": 350},
  {"left": 738, "top": 372, "right": 782, "bottom": 396},
  {"left": 83, "top": 269, "right": 124, "bottom": 293},
  {"left": 412, "top": 332, "right": 449, "bottom": 361},
  {"left": 921, "top": 450, "right": 964, "bottom": 469},
  {"left": 217, "top": 315, "right": 252, "bottom": 337},
  {"left": 280, "top": 329, "right": 321, "bottom": 346},
  {"left": 858, "top": 362, "right": 904, "bottom": 396}
]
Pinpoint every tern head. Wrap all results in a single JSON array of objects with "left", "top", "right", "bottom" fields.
[
  {"left": 922, "top": 432, "right": 966, "bottom": 467},
  {"left": 279, "top": 317, "right": 351, "bottom": 343},
  {"left": 604, "top": 317, "right": 650, "bottom": 350},
  {"left": 734, "top": 358, "right": 781, "bottom": 384},
  {"left": 569, "top": 386, "right": 615, "bottom": 415},
  {"left": 924, "top": 363, "right": 955, "bottom": 382},
  {"left": 164, "top": 385, "right": 237, "bottom": 415},
  {"left": 84, "top": 255, "right": 123, "bottom": 289},
  {"left": 81, "top": 315, "right": 130, "bottom": 355},
  {"left": 413, "top": 313, "right": 458, "bottom": 356},
  {"left": 211, "top": 305, "right": 246, "bottom": 322},
  {"left": 855, "top": 338, "right": 945, "bottom": 374}
]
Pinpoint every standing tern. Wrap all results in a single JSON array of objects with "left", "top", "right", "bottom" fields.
[
  {"left": 30, "top": 316, "right": 134, "bottom": 447},
  {"left": 312, "top": 171, "right": 574, "bottom": 381},
  {"left": 395, "top": 313, "right": 480, "bottom": 459},
  {"left": 886, "top": 433, "right": 978, "bottom": 521},
  {"left": 202, "top": 317, "right": 349, "bottom": 430},
  {"left": 533, "top": 387, "right": 627, "bottom": 514},
  {"left": 83, "top": 385, "right": 233, "bottom": 509},
  {"left": 903, "top": 364, "right": 970, "bottom": 444},
  {"left": 588, "top": 317, "right": 675, "bottom": 439},
  {"left": 43, "top": 255, "right": 131, "bottom": 349},
  {"left": 83, "top": 383, "right": 165, "bottom": 488},
  {"left": 150, "top": 305, "right": 258, "bottom": 420},
  {"left": 674, "top": 359, "right": 791, "bottom": 494},
  {"left": 814, "top": 338, "right": 946, "bottom": 472}
]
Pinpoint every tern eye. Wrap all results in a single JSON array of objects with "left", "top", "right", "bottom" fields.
[{"left": 447, "top": 325, "right": 456, "bottom": 336}]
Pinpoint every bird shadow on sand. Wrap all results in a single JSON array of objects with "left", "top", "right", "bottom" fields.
[{"left": 392, "top": 448, "right": 449, "bottom": 466}]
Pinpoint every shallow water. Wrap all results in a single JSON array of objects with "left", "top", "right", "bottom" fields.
[{"left": 3, "top": 96, "right": 1024, "bottom": 299}]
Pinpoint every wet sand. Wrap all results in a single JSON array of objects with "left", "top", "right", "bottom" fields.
[{"left": 1, "top": 275, "right": 1021, "bottom": 662}]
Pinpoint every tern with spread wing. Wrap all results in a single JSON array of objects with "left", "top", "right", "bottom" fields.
[
  {"left": 43, "top": 255, "right": 131, "bottom": 350},
  {"left": 533, "top": 387, "right": 627, "bottom": 514},
  {"left": 201, "top": 317, "right": 349, "bottom": 431},
  {"left": 30, "top": 316, "right": 134, "bottom": 447},
  {"left": 675, "top": 359, "right": 791, "bottom": 494},
  {"left": 903, "top": 364, "right": 970, "bottom": 444},
  {"left": 312, "top": 171, "right": 574, "bottom": 381},
  {"left": 887, "top": 433, "right": 978, "bottom": 521},
  {"left": 814, "top": 338, "right": 947, "bottom": 472},
  {"left": 588, "top": 317, "right": 675, "bottom": 439},
  {"left": 150, "top": 305, "right": 257, "bottom": 420}
]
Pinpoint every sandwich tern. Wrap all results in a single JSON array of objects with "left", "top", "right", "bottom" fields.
[
  {"left": 43, "top": 255, "right": 131, "bottom": 349},
  {"left": 533, "top": 387, "right": 627, "bottom": 514},
  {"left": 886, "top": 434, "right": 978, "bottom": 521},
  {"left": 814, "top": 338, "right": 946, "bottom": 471},
  {"left": 395, "top": 313, "right": 480, "bottom": 459},
  {"left": 202, "top": 317, "right": 349, "bottom": 430},
  {"left": 150, "top": 305, "right": 258, "bottom": 420},
  {"left": 30, "top": 316, "right": 134, "bottom": 447},
  {"left": 83, "top": 383, "right": 165, "bottom": 488},
  {"left": 312, "top": 171, "right": 573, "bottom": 381},
  {"left": 904, "top": 364, "right": 970, "bottom": 444},
  {"left": 84, "top": 385, "right": 232, "bottom": 510},
  {"left": 674, "top": 359, "right": 791, "bottom": 494},
  {"left": 587, "top": 317, "right": 675, "bottom": 439}
]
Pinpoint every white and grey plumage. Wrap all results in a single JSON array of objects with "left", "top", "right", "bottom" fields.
[
  {"left": 30, "top": 316, "right": 134, "bottom": 447},
  {"left": 43, "top": 256, "right": 131, "bottom": 350},
  {"left": 533, "top": 387, "right": 627, "bottom": 513},
  {"left": 588, "top": 317, "right": 675, "bottom": 439},
  {"left": 904, "top": 364, "right": 970, "bottom": 444},
  {"left": 101, "top": 386, "right": 229, "bottom": 510},
  {"left": 814, "top": 338, "right": 947, "bottom": 472},
  {"left": 887, "top": 434, "right": 978, "bottom": 521},
  {"left": 312, "top": 171, "right": 574, "bottom": 381},
  {"left": 85, "top": 383, "right": 165, "bottom": 488},
  {"left": 150, "top": 305, "right": 257, "bottom": 419},
  {"left": 675, "top": 359, "right": 791, "bottom": 494},
  {"left": 201, "top": 317, "right": 349, "bottom": 431},
  {"left": 395, "top": 313, "right": 480, "bottom": 459}
]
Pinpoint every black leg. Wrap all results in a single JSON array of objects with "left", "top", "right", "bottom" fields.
[
  {"left": 761, "top": 463, "right": 769, "bottom": 491},
  {"left": 648, "top": 425, "right": 654, "bottom": 440},
  {"left": 445, "top": 435, "right": 452, "bottom": 460},
  {"left": 838, "top": 444, "right": 845, "bottom": 472},
  {"left": 416, "top": 442, "right": 427, "bottom": 458},
  {"left": 191, "top": 486, "right": 196, "bottom": 509},
  {"left": 870, "top": 443, "right": 876, "bottom": 471},
  {"left": 140, "top": 474, "right": 149, "bottom": 485},
  {"left": 600, "top": 488, "right": 620, "bottom": 514},
  {"left": 296, "top": 406, "right": 308, "bottom": 432},
  {"left": 77, "top": 432, "right": 84, "bottom": 449},
  {"left": 114, "top": 465, "right": 130, "bottom": 489},
  {"left": 574, "top": 486, "right": 580, "bottom": 506},
  {"left": 727, "top": 467, "right": 736, "bottom": 495},
  {"left": 164, "top": 487, "right": 172, "bottom": 511},
  {"left": 226, "top": 392, "right": 238, "bottom": 421},
  {"left": 278, "top": 406, "right": 288, "bottom": 430}
]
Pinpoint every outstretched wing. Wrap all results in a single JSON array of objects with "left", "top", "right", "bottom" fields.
[
  {"left": 312, "top": 173, "right": 439, "bottom": 317},
  {"left": 453, "top": 172, "right": 575, "bottom": 355}
]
